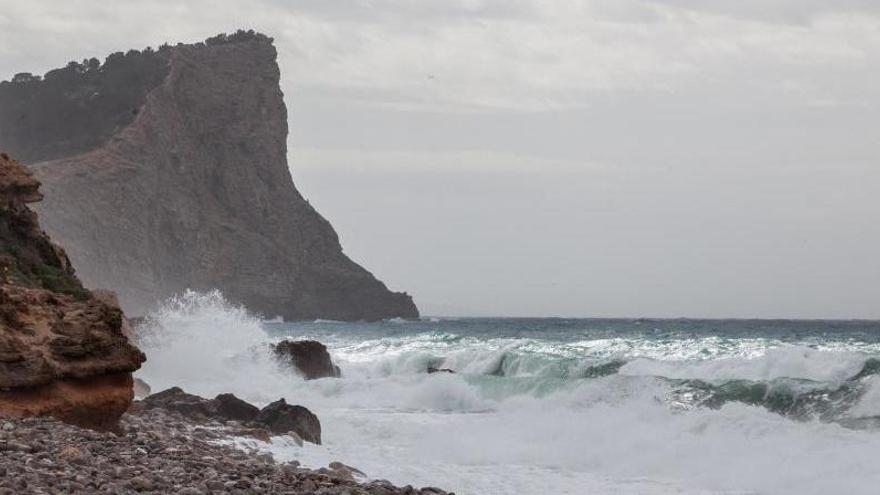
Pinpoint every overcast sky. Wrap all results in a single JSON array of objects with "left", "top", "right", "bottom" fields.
[{"left": 1, "top": 0, "right": 879, "bottom": 318}]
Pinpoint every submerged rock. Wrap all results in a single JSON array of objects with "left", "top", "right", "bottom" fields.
[
  {"left": 213, "top": 393, "right": 260, "bottom": 422},
  {"left": 274, "top": 340, "right": 341, "bottom": 379},
  {"left": 0, "top": 153, "right": 145, "bottom": 430},
  {"left": 427, "top": 366, "right": 456, "bottom": 374},
  {"left": 256, "top": 398, "right": 322, "bottom": 444}
]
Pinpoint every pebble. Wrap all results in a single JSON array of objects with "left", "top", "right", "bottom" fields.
[{"left": 0, "top": 408, "right": 453, "bottom": 494}]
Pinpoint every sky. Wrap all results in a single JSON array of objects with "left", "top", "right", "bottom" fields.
[{"left": 1, "top": 0, "right": 879, "bottom": 318}]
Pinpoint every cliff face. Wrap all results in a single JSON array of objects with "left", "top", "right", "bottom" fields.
[
  {"left": 0, "top": 152, "right": 145, "bottom": 430},
  {"left": 0, "top": 31, "right": 418, "bottom": 321}
]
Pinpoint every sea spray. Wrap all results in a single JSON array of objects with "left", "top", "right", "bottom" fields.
[
  {"left": 134, "top": 290, "right": 299, "bottom": 405},
  {"left": 134, "top": 293, "right": 880, "bottom": 494}
]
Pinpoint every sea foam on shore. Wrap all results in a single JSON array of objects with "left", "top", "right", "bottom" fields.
[{"left": 134, "top": 292, "right": 880, "bottom": 495}]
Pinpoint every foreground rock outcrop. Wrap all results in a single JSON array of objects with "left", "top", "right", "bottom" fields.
[
  {"left": 274, "top": 340, "right": 342, "bottom": 379},
  {"left": 0, "top": 153, "right": 145, "bottom": 430},
  {"left": 141, "top": 387, "right": 321, "bottom": 444},
  {"left": 0, "top": 30, "right": 418, "bottom": 321},
  {"left": 0, "top": 409, "right": 452, "bottom": 494},
  {"left": 255, "top": 398, "right": 322, "bottom": 444}
]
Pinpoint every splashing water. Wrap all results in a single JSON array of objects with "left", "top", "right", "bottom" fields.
[
  {"left": 135, "top": 292, "right": 880, "bottom": 494},
  {"left": 135, "top": 290, "right": 295, "bottom": 404}
]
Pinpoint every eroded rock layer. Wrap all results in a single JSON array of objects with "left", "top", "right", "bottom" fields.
[
  {"left": 0, "top": 152, "right": 144, "bottom": 430},
  {"left": 0, "top": 31, "right": 418, "bottom": 321}
]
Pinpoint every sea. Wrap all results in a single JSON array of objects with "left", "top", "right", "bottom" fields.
[{"left": 135, "top": 291, "right": 880, "bottom": 495}]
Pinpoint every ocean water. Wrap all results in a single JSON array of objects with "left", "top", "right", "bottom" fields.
[{"left": 135, "top": 291, "right": 880, "bottom": 495}]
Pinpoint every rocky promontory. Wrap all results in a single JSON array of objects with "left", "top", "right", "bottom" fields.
[
  {"left": 0, "top": 30, "right": 418, "bottom": 321},
  {"left": 0, "top": 152, "right": 145, "bottom": 430}
]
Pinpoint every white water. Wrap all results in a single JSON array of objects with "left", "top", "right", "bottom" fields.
[
  {"left": 135, "top": 292, "right": 880, "bottom": 495},
  {"left": 620, "top": 346, "right": 868, "bottom": 383}
]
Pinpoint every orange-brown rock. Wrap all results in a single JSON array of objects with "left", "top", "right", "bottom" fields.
[{"left": 0, "top": 153, "right": 145, "bottom": 430}]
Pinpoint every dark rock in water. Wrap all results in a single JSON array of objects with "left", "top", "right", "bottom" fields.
[
  {"left": 213, "top": 393, "right": 259, "bottom": 422},
  {"left": 143, "top": 388, "right": 261, "bottom": 423},
  {"left": 274, "top": 340, "right": 341, "bottom": 379},
  {"left": 256, "top": 398, "right": 322, "bottom": 444},
  {"left": 141, "top": 387, "right": 321, "bottom": 444},
  {"left": 0, "top": 31, "right": 419, "bottom": 322},
  {"left": 487, "top": 354, "right": 509, "bottom": 377},
  {"left": 142, "top": 387, "right": 214, "bottom": 418},
  {"left": 427, "top": 367, "right": 456, "bottom": 374}
]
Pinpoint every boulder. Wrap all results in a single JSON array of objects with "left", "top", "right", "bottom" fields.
[
  {"left": 256, "top": 398, "right": 322, "bottom": 444},
  {"left": 273, "top": 340, "right": 341, "bottom": 379},
  {"left": 141, "top": 387, "right": 214, "bottom": 418},
  {"left": 213, "top": 393, "right": 259, "bottom": 422},
  {"left": 0, "top": 153, "right": 145, "bottom": 430},
  {"left": 142, "top": 387, "right": 260, "bottom": 423},
  {"left": 141, "top": 387, "right": 321, "bottom": 444}
]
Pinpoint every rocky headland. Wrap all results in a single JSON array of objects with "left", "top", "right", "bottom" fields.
[
  {"left": 0, "top": 151, "right": 448, "bottom": 493},
  {"left": 0, "top": 30, "right": 418, "bottom": 321},
  {"left": 0, "top": 152, "right": 145, "bottom": 430}
]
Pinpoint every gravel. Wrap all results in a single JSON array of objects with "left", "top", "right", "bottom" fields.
[{"left": 0, "top": 408, "right": 452, "bottom": 494}]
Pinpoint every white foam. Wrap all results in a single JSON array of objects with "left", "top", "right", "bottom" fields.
[
  {"left": 620, "top": 345, "right": 867, "bottom": 383},
  {"left": 135, "top": 292, "right": 880, "bottom": 495},
  {"left": 847, "top": 375, "right": 880, "bottom": 418},
  {"left": 134, "top": 290, "right": 299, "bottom": 405}
]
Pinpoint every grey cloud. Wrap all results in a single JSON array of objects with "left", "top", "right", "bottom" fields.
[
  {"left": 2, "top": 0, "right": 878, "bottom": 317},
  {"left": 655, "top": 0, "right": 880, "bottom": 24}
]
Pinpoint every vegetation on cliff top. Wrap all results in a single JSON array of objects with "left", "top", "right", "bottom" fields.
[
  {"left": 0, "top": 153, "right": 87, "bottom": 299},
  {"left": 0, "top": 30, "right": 272, "bottom": 163}
]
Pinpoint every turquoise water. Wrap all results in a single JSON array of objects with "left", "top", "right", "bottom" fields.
[
  {"left": 264, "top": 317, "right": 880, "bottom": 424},
  {"left": 137, "top": 293, "right": 880, "bottom": 494}
]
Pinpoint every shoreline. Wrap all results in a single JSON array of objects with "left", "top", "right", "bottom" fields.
[{"left": 0, "top": 407, "right": 451, "bottom": 495}]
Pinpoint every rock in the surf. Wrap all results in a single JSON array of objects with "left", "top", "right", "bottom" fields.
[
  {"left": 256, "top": 398, "right": 322, "bottom": 444},
  {"left": 427, "top": 366, "right": 456, "bottom": 374},
  {"left": 213, "top": 392, "right": 260, "bottom": 422},
  {"left": 142, "top": 387, "right": 261, "bottom": 423},
  {"left": 274, "top": 339, "right": 341, "bottom": 379},
  {"left": 141, "top": 387, "right": 321, "bottom": 444},
  {"left": 141, "top": 387, "right": 215, "bottom": 418}
]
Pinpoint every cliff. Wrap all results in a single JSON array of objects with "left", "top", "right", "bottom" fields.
[
  {"left": 0, "top": 31, "right": 418, "bottom": 321},
  {"left": 0, "top": 152, "right": 145, "bottom": 430}
]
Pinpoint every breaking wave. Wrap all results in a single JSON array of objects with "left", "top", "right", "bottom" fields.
[{"left": 134, "top": 291, "right": 880, "bottom": 494}]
